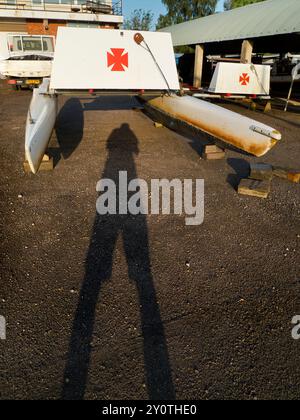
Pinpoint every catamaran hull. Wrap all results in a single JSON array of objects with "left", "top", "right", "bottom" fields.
[
  {"left": 25, "top": 81, "right": 57, "bottom": 174},
  {"left": 145, "top": 95, "right": 281, "bottom": 157}
]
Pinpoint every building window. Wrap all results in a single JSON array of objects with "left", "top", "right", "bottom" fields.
[
  {"left": 67, "top": 21, "right": 100, "bottom": 28},
  {"left": 44, "top": 0, "right": 72, "bottom": 4}
]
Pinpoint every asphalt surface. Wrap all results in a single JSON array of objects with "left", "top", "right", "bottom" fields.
[{"left": 0, "top": 86, "right": 300, "bottom": 400}]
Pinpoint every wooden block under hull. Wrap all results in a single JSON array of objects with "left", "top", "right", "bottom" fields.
[
  {"left": 238, "top": 179, "right": 271, "bottom": 199},
  {"left": 204, "top": 144, "right": 224, "bottom": 154},
  {"left": 203, "top": 152, "right": 226, "bottom": 160},
  {"left": 249, "top": 163, "right": 273, "bottom": 181},
  {"left": 23, "top": 157, "right": 54, "bottom": 173},
  {"left": 272, "top": 166, "right": 300, "bottom": 184}
]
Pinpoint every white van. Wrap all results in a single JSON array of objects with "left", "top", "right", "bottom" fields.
[{"left": 0, "top": 33, "right": 55, "bottom": 89}]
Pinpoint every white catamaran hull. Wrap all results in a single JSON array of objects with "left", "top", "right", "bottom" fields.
[
  {"left": 146, "top": 95, "right": 281, "bottom": 157},
  {"left": 25, "top": 79, "right": 57, "bottom": 174}
]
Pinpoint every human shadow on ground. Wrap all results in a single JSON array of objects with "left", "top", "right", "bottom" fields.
[{"left": 62, "top": 123, "right": 175, "bottom": 400}]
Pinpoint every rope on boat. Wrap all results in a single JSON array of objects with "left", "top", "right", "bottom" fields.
[{"left": 134, "top": 33, "right": 172, "bottom": 96}]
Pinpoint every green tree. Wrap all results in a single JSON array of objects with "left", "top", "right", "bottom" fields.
[
  {"left": 156, "top": 0, "right": 218, "bottom": 30},
  {"left": 224, "top": 0, "right": 266, "bottom": 10},
  {"left": 124, "top": 9, "right": 154, "bottom": 31}
]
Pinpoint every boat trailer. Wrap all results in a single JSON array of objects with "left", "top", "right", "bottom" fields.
[{"left": 25, "top": 28, "right": 282, "bottom": 174}]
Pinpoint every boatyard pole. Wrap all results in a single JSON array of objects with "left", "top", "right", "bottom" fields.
[
  {"left": 193, "top": 44, "right": 204, "bottom": 89},
  {"left": 241, "top": 40, "right": 254, "bottom": 64},
  {"left": 284, "top": 64, "right": 300, "bottom": 112}
]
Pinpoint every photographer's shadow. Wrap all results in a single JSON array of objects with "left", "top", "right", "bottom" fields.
[{"left": 62, "top": 123, "right": 175, "bottom": 400}]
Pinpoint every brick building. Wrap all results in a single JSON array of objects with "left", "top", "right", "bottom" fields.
[{"left": 0, "top": 0, "right": 123, "bottom": 37}]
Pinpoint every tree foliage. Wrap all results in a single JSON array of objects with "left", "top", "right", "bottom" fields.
[
  {"left": 124, "top": 9, "right": 154, "bottom": 31},
  {"left": 224, "top": 0, "right": 266, "bottom": 10},
  {"left": 156, "top": 0, "right": 218, "bottom": 30}
]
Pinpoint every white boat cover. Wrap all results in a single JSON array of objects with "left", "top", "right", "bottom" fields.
[
  {"left": 209, "top": 63, "right": 271, "bottom": 95},
  {"left": 50, "top": 28, "right": 180, "bottom": 91}
]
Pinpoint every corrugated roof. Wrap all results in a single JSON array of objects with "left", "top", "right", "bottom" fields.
[{"left": 160, "top": 0, "right": 300, "bottom": 46}]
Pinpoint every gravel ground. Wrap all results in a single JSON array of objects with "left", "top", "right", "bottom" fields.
[{"left": 0, "top": 86, "right": 300, "bottom": 400}]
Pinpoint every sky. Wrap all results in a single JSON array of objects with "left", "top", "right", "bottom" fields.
[{"left": 123, "top": 0, "right": 224, "bottom": 26}]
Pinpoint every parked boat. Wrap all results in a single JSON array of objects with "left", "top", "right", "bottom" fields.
[{"left": 24, "top": 28, "right": 282, "bottom": 174}]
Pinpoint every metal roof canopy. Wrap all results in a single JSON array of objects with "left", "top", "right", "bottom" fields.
[{"left": 160, "top": 0, "right": 300, "bottom": 52}]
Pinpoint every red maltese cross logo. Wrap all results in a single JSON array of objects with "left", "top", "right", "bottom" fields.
[
  {"left": 239, "top": 73, "right": 250, "bottom": 86},
  {"left": 107, "top": 48, "right": 129, "bottom": 72}
]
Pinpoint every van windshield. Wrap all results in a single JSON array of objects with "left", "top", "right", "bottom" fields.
[{"left": 8, "top": 36, "right": 54, "bottom": 53}]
